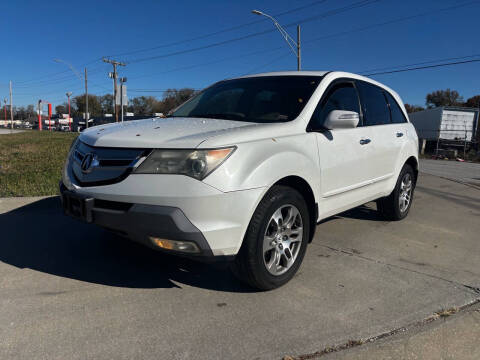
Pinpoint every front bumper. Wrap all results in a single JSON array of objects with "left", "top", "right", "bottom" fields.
[
  {"left": 60, "top": 183, "right": 220, "bottom": 259},
  {"left": 60, "top": 175, "right": 266, "bottom": 258}
]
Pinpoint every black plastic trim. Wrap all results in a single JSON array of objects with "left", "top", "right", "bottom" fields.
[{"left": 59, "top": 182, "right": 218, "bottom": 260}]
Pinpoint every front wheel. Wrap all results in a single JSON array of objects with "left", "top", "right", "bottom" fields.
[
  {"left": 377, "top": 164, "right": 416, "bottom": 221},
  {"left": 231, "top": 185, "right": 310, "bottom": 290}
]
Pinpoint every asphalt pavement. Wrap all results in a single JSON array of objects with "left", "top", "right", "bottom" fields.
[{"left": 0, "top": 173, "right": 479, "bottom": 359}]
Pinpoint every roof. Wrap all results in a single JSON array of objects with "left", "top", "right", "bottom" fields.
[{"left": 238, "top": 71, "right": 329, "bottom": 79}]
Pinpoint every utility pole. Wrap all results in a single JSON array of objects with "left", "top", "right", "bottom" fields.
[
  {"left": 9, "top": 81, "right": 13, "bottom": 130},
  {"left": 297, "top": 25, "right": 301, "bottom": 71},
  {"left": 119, "top": 77, "right": 127, "bottom": 122},
  {"left": 103, "top": 58, "right": 126, "bottom": 123},
  {"left": 85, "top": 68, "right": 89, "bottom": 129},
  {"left": 66, "top": 92, "right": 72, "bottom": 131}
]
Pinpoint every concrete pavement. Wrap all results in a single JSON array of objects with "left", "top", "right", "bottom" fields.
[
  {"left": 325, "top": 302, "right": 480, "bottom": 360},
  {"left": 420, "top": 158, "right": 480, "bottom": 187},
  {"left": 0, "top": 173, "right": 479, "bottom": 359},
  {"left": 0, "top": 129, "right": 24, "bottom": 135}
]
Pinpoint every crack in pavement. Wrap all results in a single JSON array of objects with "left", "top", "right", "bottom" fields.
[
  {"left": 287, "top": 243, "right": 480, "bottom": 359},
  {"left": 283, "top": 298, "right": 480, "bottom": 360}
]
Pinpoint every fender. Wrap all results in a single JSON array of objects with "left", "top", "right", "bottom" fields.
[{"left": 203, "top": 133, "right": 320, "bottom": 201}]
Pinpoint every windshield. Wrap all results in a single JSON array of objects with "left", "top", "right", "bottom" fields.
[{"left": 170, "top": 76, "right": 322, "bottom": 123}]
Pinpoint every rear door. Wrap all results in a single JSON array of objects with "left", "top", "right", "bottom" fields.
[
  {"left": 309, "top": 80, "right": 375, "bottom": 213},
  {"left": 356, "top": 81, "right": 405, "bottom": 183}
]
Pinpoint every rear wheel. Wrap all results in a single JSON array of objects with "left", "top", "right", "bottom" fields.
[
  {"left": 377, "top": 164, "right": 415, "bottom": 221},
  {"left": 232, "top": 185, "right": 310, "bottom": 290}
]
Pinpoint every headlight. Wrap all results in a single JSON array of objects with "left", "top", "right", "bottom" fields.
[{"left": 133, "top": 147, "right": 236, "bottom": 180}]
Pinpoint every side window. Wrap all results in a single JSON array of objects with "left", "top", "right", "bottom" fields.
[
  {"left": 310, "top": 82, "right": 360, "bottom": 130},
  {"left": 357, "top": 81, "right": 390, "bottom": 126},
  {"left": 386, "top": 92, "right": 407, "bottom": 124}
]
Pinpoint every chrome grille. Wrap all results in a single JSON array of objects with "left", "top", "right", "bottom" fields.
[{"left": 71, "top": 141, "right": 150, "bottom": 187}]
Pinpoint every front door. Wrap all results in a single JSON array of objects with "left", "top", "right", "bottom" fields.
[{"left": 308, "top": 80, "right": 375, "bottom": 217}]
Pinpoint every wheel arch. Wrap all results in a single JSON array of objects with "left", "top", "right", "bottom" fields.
[
  {"left": 274, "top": 175, "right": 318, "bottom": 243},
  {"left": 405, "top": 156, "right": 419, "bottom": 183}
]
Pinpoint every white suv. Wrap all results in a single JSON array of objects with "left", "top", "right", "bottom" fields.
[{"left": 61, "top": 71, "right": 418, "bottom": 290}]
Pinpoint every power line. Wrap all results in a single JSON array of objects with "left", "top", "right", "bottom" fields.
[
  {"left": 122, "top": 0, "right": 477, "bottom": 80},
  {"left": 302, "top": 0, "right": 480, "bottom": 47},
  {"left": 358, "top": 54, "right": 480, "bottom": 74},
  {"left": 15, "top": 58, "right": 102, "bottom": 85},
  {"left": 240, "top": 52, "right": 293, "bottom": 76},
  {"left": 15, "top": 67, "right": 106, "bottom": 89},
  {"left": 107, "top": 0, "right": 331, "bottom": 58},
  {"left": 12, "top": 1, "right": 480, "bottom": 104},
  {"left": 364, "top": 58, "right": 480, "bottom": 76},
  {"left": 127, "top": 47, "right": 286, "bottom": 81},
  {"left": 126, "top": 0, "right": 382, "bottom": 64},
  {"left": 12, "top": 56, "right": 480, "bottom": 107}
]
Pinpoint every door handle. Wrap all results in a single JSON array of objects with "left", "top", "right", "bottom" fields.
[
  {"left": 359, "top": 139, "right": 371, "bottom": 145},
  {"left": 396, "top": 132, "right": 404, "bottom": 137}
]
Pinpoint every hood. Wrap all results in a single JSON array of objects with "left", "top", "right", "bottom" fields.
[{"left": 79, "top": 117, "right": 256, "bottom": 148}]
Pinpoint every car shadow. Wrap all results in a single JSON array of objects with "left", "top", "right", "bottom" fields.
[{"left": 0, "top": 197, "right": 254, "bottom": 293}]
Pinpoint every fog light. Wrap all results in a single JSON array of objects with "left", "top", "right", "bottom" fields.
[{"left": 149, "top": 237, "right": 200, "bottom": 253}]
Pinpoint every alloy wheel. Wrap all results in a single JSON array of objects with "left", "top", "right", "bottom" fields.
[
  {"left": 399, "top": 173, "right": 413, "bottom": 213},
  {"left": 263, "top": 204, "right": 303, "bottom": 276}
]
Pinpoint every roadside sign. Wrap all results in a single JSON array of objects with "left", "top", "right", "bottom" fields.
[{"left": 115, "top": 84, "right": 128, "bottom": 105}]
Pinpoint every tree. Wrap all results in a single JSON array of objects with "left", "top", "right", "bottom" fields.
[
  {"left": 426, "top": 89, "right": 463, "bottom": 108},
  {"left": 55, "top": 104, "right": 67, "bottom": 115},
  {"left": 128, "top": 96, "right": 159, "bottom": 115},
  {"left": 73, "top": 94, "right": 102, "bottom": 117},
  {"left": 404, "top": 103, "right": 425, "bottom": 113},
  {"left": 465, "top": 95, "right": 480, "bottom": 108},
  {"left": 99, "top": 94, "right": 114, "bottom": 114},
  {"left": 14, "top": 106, "right": 25, "bottom": 119},
  {"left": 159, "top": 88, "right": 197, "bottom": 113}
]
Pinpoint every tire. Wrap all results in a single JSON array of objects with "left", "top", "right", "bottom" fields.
[
  {"left": 231, "top": 185, "right": 310, "bottom": 290},
  {"left": 377, "top": 164, "right": 416, "bottom": 221}
]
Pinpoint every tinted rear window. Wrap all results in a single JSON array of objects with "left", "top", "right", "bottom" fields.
[
  {"left": 386, "top": 92, "right": 407, "bottom": 124},
  {"left": 171, "top": 76, "right": 322, "bottom": 123}
]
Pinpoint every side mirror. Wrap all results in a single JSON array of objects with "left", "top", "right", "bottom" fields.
[{"left": 323, "top": 110, "right": 359, "bottom": 130}]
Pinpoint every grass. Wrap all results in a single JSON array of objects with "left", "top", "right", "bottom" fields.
[
  {"left": 0, "top": 130, "right": 78, "bottom": 197},
  {"left": 435, "top": 307, "right": 458, "bottom": 318}
]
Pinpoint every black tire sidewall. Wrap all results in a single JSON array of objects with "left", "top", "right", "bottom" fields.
[
  {"left": 392, "top": 164, "right": 415, "bottom": 219},
  {"left": 247, "top": 186, "right": 310, "bottom": 289}
]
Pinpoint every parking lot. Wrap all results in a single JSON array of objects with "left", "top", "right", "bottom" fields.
[{"left": 0, "top": 171, "right": 479, "bottom": 359}]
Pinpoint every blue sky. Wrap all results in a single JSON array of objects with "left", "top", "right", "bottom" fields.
[{"left": 2, "top": 0, "right": 479, "bottom": 108}]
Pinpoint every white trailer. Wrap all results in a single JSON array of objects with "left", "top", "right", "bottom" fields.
[{"left": 409, "top": 107, "right": 479, "bottom": 142}]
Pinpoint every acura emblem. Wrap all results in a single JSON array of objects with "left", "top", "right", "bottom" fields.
[{"left": 81, "top": 153, "right": 99, "bottom": 173}]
